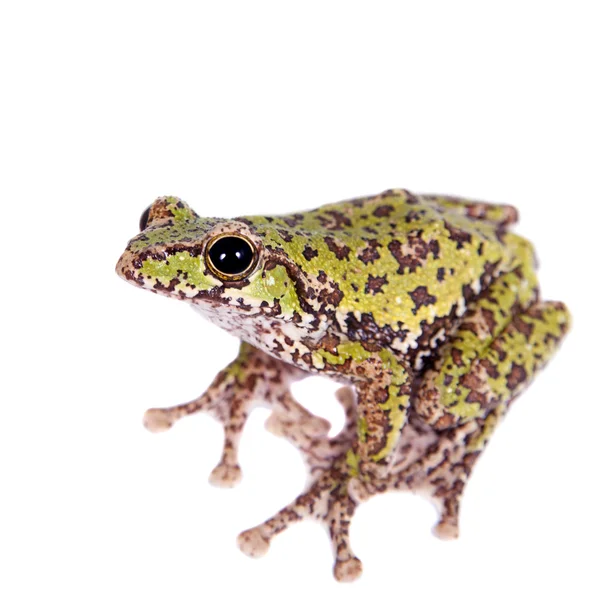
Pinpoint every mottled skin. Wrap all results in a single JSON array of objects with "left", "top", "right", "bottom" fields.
[{"left": 116, "top": 190, "right": 569, "bottom": 580}]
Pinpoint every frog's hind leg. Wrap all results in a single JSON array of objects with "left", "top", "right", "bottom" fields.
[
  {"left": 422, "top": 194, "right": 519, "bottom": 227},
  {"left": 377, "top": 415, "right": 495, "bottom": 541},
  {"left": 412, "top": 296, "right": 569, "bottom": 535},
  {"left": 410, "top": 420, "right": 488, "bottom": 540},
  {"left": 143, "top": 342, "right": 330, "bottom": 487},
  {"left": 415, "top": 266, "right": 570, "bottom": 431}
]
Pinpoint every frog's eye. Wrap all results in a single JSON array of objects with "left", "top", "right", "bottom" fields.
[
  {"left": 139, "top": 205, "right": 152, "bottom": 231},
  {"left": 205, "top": 235, "right": 257, "bottom": 281}
]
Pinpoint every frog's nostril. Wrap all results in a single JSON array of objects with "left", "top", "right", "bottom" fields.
[{"left": 139, "top": 205, "right": 152, "bottom": 231}]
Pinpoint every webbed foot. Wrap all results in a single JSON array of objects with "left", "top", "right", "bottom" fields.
[
  {"left": 237, "top": 454, "right": 363, "bottom": 582},
  {"left": 142, "top": 343, "right": 328, "bottom": 487}
]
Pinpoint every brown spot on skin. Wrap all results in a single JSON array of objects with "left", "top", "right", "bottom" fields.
[
  {"left": 513, "top": 316, "right": 534, "bottom": 340},
  {"left": 373, "top": 205, "right": 393, "bottom": 217},
  {"left": 490, "top": 339, "right": 507, "bottom": 362},
  {"left": 404, "top": 209, "right": 425, "bottom": 223},
  {"left": 320, "top": 333, "right": 341, "bottom": 353},
  {"left": 302, "top": 246, "right": 318, "bottom": 261},
  {"left": 461, "top": 372, "right": 485, "bottom": 393},
  {"left": 409, "top": 286, "right": 437, "bottom": 313},
  {"left": 483, "top": 260, "right": 501, "bottom": 283},
  {"left": 435, "top": 414, "right": 457, "bottom": 429},
  {"left": 437, "top": 267, "right": 446, "bottom": 282},
  {"left": 365, "top": 274, "right": 388, "bottom": 295},
  {"left": 318, "top": 281, "right": 344, "bottom": 308},
  {"left": 464, "top": 389, "right": 489, "bottom": 407},
  {"left": 444, "top": 220, "right": 472, "bottom": 249},
  {"left": 302, "top": 332, "right": 342, "bottom": 355},
  {"left": 258, "top": 298, "right": 282, "bottom": 316},
  {"left": 277, "top": 229, "right": 293, "bottom": 242},
  {"left": 317, "top": 271, "right": 328, "bottom": 283},
  {"left": 345, "top": 312, "right": 405, "bottom": 350},
  {"left": 154, "top": 277, "right": 181, "bottom": 293},
  {"left": 479, "top": 358, "right": 500, "bottom": 379},
  {"left": 462, "top": 283, "right": 476, "bottom": 304},
  {"left": 451, "top": 348, "right": 464, "bottom": 367},
  {"left": 318, "top": 210, "right": 353, "bottom": 230},
  {"left": 358, "top": 240, "right": 381, "bottom": 265},
  {"left": 282, "top": 214, "right": 304, "bottom": 228},
  {"left": 388, "top": 233, "right": 440, "bottom": 274},
  {"left": 506, "top": 363, "right": 527, "bottom": 390},
  {"left": 324, "top": 236, "right": 351, "bottom": 260},
  {"left": 481, "top": 308, "right": 497, "bottom": 335}
]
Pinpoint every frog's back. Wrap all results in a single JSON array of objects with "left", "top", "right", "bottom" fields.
[
  {"left": 247, "top": 189, "right": 531, "bottom": 355},
  {"left": 298, "top": 189, "right": 519, "bottom": 230}
]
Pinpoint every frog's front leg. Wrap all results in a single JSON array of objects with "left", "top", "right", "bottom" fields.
[
  {"left": 237, "top": 351, "right": 413, "bottom": 581},
  {"left": 143, "top": 342, "right": 330, "bottom": 487},
  {"left": 342, "top": 349, "right": 413, "bottom": 488}
]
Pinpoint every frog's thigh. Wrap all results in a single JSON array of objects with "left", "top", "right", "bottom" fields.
[{"left": 415, "top": 298, "right": 569, "bottom": 430}]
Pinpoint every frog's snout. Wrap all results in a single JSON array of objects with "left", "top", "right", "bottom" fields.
[{"left": 115, "top": 250, "right": 142, "bottom": 287}]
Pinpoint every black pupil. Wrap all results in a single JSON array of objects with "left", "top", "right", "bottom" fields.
[
  {"left": 139, "top": 205, "right": 151, "bottom": 231},
  {"left": 208, "top": 237, "right": 254, "bottom": 276}
]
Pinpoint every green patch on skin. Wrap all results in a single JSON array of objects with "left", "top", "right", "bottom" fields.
[
  {"left": 224, "top": 343, "right": 255, "bottom": 384},
  {"left": 357, "top": 417, "right": 368, "bottom": 444},
  {"left": 244, "top": 266, "right": 302, "bottom": 315},
  {"left": 139, "top": 251, "right": 215, "bottom": 291},
  {"left": 346, "top": 449, "right": 360, "bottom": 478},
  {"left": 172, "top": 206, "right": 194, "bottom": 222},
  {"left": 371, "top": 388, "right": 411, "bottom": 462},
  {"left": 314, "top": 341, "right": 373, "bottom": 369}
]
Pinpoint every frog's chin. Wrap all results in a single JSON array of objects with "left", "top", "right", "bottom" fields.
[{"left": 190, "top": 302, "right": 265, "bottom": 338}]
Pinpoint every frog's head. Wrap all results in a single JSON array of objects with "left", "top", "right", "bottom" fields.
[{"left": 116, "top": 197, "right": 324, "bottom": 333}]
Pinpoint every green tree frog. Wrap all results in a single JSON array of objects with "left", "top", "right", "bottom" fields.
[{"left": 116, "top": 190, "right": 569, "bottom": 581}]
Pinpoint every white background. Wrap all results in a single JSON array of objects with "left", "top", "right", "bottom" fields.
[{"left": 1, "top": 2, "right": 598, "bottom": 599}]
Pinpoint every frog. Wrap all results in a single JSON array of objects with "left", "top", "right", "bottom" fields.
[{"left": 116, "top": 189, "right": 570, "bottom": 581}]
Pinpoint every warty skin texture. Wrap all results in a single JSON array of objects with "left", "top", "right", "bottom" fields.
[{"left": 116, "top": 189, "right": 569, "bottom": 580}]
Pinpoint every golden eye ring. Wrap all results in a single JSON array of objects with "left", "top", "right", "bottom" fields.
[{"left": 205, "top": 234, "right": 258, "bottom": 281}]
